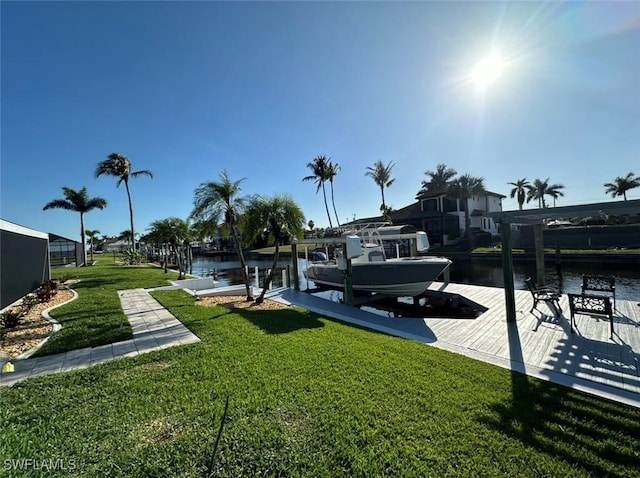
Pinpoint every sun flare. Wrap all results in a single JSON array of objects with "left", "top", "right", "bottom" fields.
[{"left": 471, "top": 55, "right": 505, "bottom": 86}]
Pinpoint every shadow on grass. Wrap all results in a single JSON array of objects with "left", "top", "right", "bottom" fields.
[
  {"left": 479, "top": 320, "right": 640, "bottom": 476},
  {"left": 235, "top": 308, "right": 325, "bottom": 335},
  {"left": 70, "top": 278, "right": 112, "bottom": 289}
]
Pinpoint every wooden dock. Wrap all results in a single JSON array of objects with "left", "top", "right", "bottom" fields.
[{"left": 269, "top": 282, "right": 640, "bottom": 408}]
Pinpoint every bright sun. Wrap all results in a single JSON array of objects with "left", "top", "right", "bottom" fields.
[{"left": 471, "top": 55, "right": 505, "bottom": 86}]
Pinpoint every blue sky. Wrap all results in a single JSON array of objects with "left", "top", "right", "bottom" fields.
[{"left": 2, "top": 1, "right": 639, "bottom": 242}]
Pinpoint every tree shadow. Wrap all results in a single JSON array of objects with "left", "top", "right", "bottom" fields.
[
  {"left": 69, "top": 278, "right": 111, "bottom": 289},
  {"left": 478, "top": 318, "right": 640, "bottom": 476},
  {"left": 235, "top": 308, "right": 325, "bottom": 335}
]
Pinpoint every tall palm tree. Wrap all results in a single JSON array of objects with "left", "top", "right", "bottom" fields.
[
  {"left": 447, "top": 174, "right": 485, "bottom": 246},
  {"left": 85, "top": 229, "right": 100, "bottom": 263},
  {"left": 365, "top": 160, "right": 395, "bottom": 214},
  {"left": 95, "top": 152, "right": 153, "bottom": 252},
  {"left": 191, "top": 171, "right": 253, "bottom": 300},
  {"left": 43, "top": 187, "right": 107, "bottom": 266},
  {"left": 604, "top": 172, "right": 640, "bottom": 201},
  {"left": 244, "top": 194, "right": 305, "bottom": 304},
  {"left": 326, "top": 160, "right": 341, "bottom": 227},
  {"left": 420, "top": 163, "right": 457, "bottom": 193},
  {"left": 303, "top": 155, "right": 333, "bottom": 228},
  {"left": 526, "top": 178, "right": 565, "bottom": 208},
  {"left": 508, "top": 178, "right": 530, "bottom": 210}
]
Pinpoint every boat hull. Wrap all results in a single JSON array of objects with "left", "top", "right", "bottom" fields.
[{"left": 304, "top": 257, "right": 452, "bottom": 297}]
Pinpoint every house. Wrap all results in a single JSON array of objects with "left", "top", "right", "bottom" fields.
[
  {"left": 103, "top": 239, "right": 131, "bottom": 253},
  {"left": 381, "top": 185, "right": 504, "bottom": 245},
  {"left": 0, "top": 219, "right": 50, "bottom": 310}
]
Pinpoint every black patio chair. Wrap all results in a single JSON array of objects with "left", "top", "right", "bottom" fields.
[{"left": 524, "top": 277, "right": 562, "bottom": 317}]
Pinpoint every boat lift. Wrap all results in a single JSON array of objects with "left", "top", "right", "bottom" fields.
[{"left": 291, "top": 224, "right": 454, "bottom": 311}]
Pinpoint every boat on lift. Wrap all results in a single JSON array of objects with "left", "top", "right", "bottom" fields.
[{"left": 303, "top": 223, "right": 452, "bottom": 297}]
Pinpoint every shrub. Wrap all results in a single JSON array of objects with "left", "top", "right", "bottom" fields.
[
  {"left": 36, "top": 280, "right": 58, "bottom": 303},
  {"left": 121, "top": 250, "right": 144, "bottom": 265},
  {"left": 1, "top": 309, "right": 24, "bottom": 328},
  {"left": 20, "top": 294, "right": 38, "bottom": 312}
]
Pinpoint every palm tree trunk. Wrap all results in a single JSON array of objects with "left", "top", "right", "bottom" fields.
[
  {"left": 321, "top": 183, "right": 333, "bottom": 228},
  {"left": 89, "top": 237, "right": 94, "bottom": 262},
  {"left": 124, "top": 179, "right": 136, "bottom": 252},
  {"left": 163, "top": 244, "right": 169, "bottom": 273},
  {"left": 380, "top": 186, "right": 386, "bottom": 211},
  {"left": 175, "top": 244, "right": 184, "bottom": 280},
  {"left": 232, "top": 223, "right": 253, "bottom": 300},
  {"left": 330, "top": 181, "right": 340, "bottom": 227},
  {"left": 256, "top": 242, "right": 279, "bottom": 304},
  {"left": 464, "top": 199, "right": 473, "bottom": 250},
  {"left": 80, "top": 213, "right": 87, "bottom": 266}
]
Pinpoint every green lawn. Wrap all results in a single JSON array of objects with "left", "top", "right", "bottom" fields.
[
  {"left": 1, "top": 285, "right": 639, "bottom": 476},
  {"left": 37, "top": 258, "right": 178, "bottom": 356}
]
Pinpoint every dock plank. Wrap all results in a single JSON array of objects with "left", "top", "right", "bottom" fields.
[{"left": 272, "top": 283, "right": 640, "bottom": 408}]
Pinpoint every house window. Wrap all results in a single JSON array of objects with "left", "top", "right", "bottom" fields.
[
  {"left": 422, "top": 199, "right": 439, "bottom": 212},
  {"left": 442, "top": 198, "right": 457, "bottom": 212}
]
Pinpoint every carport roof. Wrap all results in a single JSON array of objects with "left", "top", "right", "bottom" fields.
[{"left": 484, "top": 199, "right": 640, "bottom": 224}]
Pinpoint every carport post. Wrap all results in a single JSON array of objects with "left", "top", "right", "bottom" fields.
[
  {"left": 534, "top": 222, "right": 545, "bottom": 287},
  {"left": 291, "top": 240, "right": 300, "bottom": 291},
  {"left": 500, "top": 219, "right": 516, "bottom": 322}
]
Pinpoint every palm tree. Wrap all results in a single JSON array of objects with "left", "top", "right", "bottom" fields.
[
  {"left": 420, "top": 163, "right": 457, "bottom": 193},
  {"left": 148, "top": 218, "right": 191, "bottom": 279},
  {"left": 307, "top": 220, "right": 315, "bottom": 232},
  {"left": 526, "top": 178, "right": 565, "bottom": 208},
  {"left": 303, "top": 155, "right": 333, "bottom": 228},
  {"left": 85, "top": 229, "right": 100, "bottom": 263},
  {"left": 326, "top": 160, "right": 341, "bottom": 227},
  {"left": 547, "top": 183, "right": 565, "bottom": 207},
  {"left": 365, "top": 160, "right": 395, "bottom": 214},
  {"left": 447, "top": 174, "right": 485, "bottom": 246},
  {"left": 118, "top": 229, "right": 133, "bottom": 243},
  {"left": 95, "top": 153, "right": 153, "bottom": 252},
  {"left": 191, "top": 171, "right": 253, "bottom": 300},
  {"left": 43, "top": 187, "right": 107, "bottom": 266},
  {"left": 604, "top": 172, "right": 640, "bottom": 201},
  {"left": 244, "top": 194, "right": 305, "bottom": 304},
  {"left": 508, "top": 178, "right": 530, "bottom": 210}
]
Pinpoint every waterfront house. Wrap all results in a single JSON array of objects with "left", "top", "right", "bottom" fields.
[{"left": 390, "top": 185, "right": 505, "bottom": 245}]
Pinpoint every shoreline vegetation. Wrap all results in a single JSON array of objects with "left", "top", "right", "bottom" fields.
[{"left": 1, "top": 260, "right": 639, "bottom": 476}]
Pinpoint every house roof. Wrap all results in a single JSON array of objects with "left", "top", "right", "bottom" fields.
[
  {"left": 415, "top": 184, "right": 450, "bottom": 199},
  {"left": 391, "top": 202, "right": 422, "bottom": 220}
]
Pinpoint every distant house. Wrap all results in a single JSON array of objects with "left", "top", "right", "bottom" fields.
[
  {"left": 103, "top": 239, "right": 131, "bottom": 253},
  {"left": 400, "top": 185, "right": 505, "bottom": 244},
  {"left": 0, "top": 219, "right": 50, "bottom": 310}
]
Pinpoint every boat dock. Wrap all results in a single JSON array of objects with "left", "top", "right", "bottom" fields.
[{"left": 268, "top": 282, "right": 640, "bottom": 408}]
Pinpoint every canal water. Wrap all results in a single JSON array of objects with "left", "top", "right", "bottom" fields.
[{"left": 191, "top": 255, "right": 640, "bottom": 301}]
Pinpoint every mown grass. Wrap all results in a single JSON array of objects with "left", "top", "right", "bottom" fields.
[
  {"left": 1, "top": 287, "right": 639, "bottom": 477},
  {"left": 36, "top": 258, "right": 178, "bottom": 356}
]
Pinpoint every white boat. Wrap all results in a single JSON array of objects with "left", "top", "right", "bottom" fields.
[{"left": 303, "top": 224, "right": 452, "bottom": 297}]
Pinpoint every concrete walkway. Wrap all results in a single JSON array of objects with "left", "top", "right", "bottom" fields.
[{"left": 0, "top": 289, "right": 200, "bottom": 387}]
